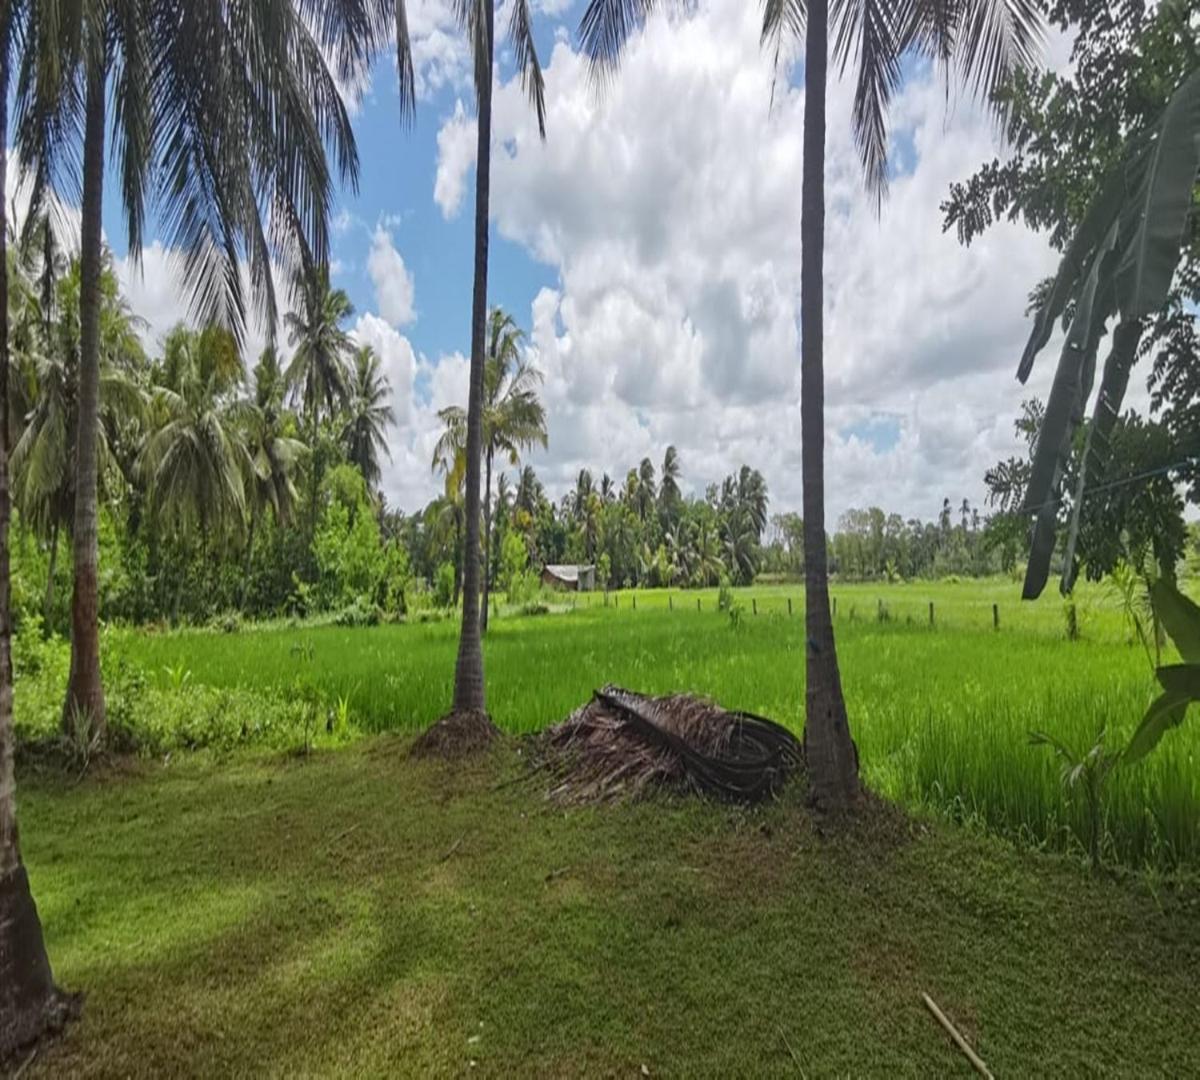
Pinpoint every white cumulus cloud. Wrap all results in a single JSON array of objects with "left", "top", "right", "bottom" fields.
[{"left": 367, "top": 225, "right": 417, "bottom": 328}]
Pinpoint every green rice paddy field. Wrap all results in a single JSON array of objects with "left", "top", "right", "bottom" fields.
[{"left": 108, "top": 579, "right": 1200, "bottom": 871}]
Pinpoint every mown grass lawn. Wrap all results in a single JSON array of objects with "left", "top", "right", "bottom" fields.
[{"left": 17, "top": 739, "right": 1200, "bottom": 1077}]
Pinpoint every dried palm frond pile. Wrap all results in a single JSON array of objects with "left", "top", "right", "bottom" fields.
[{"left": 532, "top": 685, "right": 803, "bottom": 804}]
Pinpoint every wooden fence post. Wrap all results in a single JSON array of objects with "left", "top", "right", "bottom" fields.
[
  {"left": 752, "top": 598, "right": 757, "bottom": 616},
  {"left": 832, "top": 597, "right": 837, "bottom": 618},
  {"left": 929, "top": 601, "right": 935, "bottom": 627},
  {"left": 697, "top": 597, "right": 701, "bottom": 612},
  {"left": 669, "top": 594, "right": 673, "bottom": 611},
  {"left": 993, "top": 603, "right": 999, "bottom": 630},
  {"left": 632, "top": 594, "right": 637, "bottom": 611},
  {"left": 787, "top": 597, "right": 793, "bottom": 616}
]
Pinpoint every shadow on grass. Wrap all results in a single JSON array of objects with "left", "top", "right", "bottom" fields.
[{"left": 15, "top": 740, "right": 1200, "bottom": 1077}]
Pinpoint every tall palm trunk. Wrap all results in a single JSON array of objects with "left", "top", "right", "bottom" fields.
[
  {"left": 0, "top": 36, "right": 72, "bottom": 1055},
  {"left": 62, "top": 60, "right": 108, "bottom": 739},
  {"left": 452, "top": 0, "right": 494, "bottom": 713},
  {"left": 800, "top": 0, "right": 858, "bottom": 810},
  {"left": 480, "top": 448, "right": 493, "bottom": 632}
]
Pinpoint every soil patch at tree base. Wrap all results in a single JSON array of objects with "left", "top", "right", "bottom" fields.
[{"left": 410, "top": 710, "right": 501, "bottom": 760}]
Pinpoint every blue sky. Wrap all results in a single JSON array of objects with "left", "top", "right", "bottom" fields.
[{"left": 92, "top": 0, "right": 1067, "bottom": 519}]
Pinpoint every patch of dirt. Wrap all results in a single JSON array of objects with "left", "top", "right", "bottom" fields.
[
  {"left": 531, "top": 685, "right": 803, "bottom": 804},
  {"left": 410, "top": 710, "right": 501, "bottom": 760}
]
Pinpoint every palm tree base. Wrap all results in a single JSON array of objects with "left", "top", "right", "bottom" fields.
[
  {"left": 410, "top": 710, "right": 501, "bottom": 760},
  {"left": 0, "top": 864, "right": 81, "bottom": 1062}
]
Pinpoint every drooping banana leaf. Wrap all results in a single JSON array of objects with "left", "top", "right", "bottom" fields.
[
  {"left": 1017, "top": 161, "right": 1130, "bottom": 383},
  {"left": 1125, "top": 690, "right": 1191, "bottom": 764},
  {"left": 1016, "top": 68, "right": 1200, "bottom": 599},
  {"left": 1060, "top": 320, "right": 1144, "bottom": 593},
  {"left": 1150, "top": 578, "right": 1200, "bottom": 663},
  {"left": 1124, "top": 581, "right": 1200, "bottom": 764},
  {"left": 1114, "top": 68, "right": 1200, "bottom": 317},
  {"left": 1156, "top": 664, "right": 1200, "bottom": 697},
  {"left": 1020, "top": 219, "right": 1120, "bottom": 599}
]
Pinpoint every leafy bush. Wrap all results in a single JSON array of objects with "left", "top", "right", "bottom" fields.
[
  {"left": 520, "top": 601, "right": 550, "bottom": 617},
  {"left": 12, "top": 630, "right": 355, "bottom": 761},
  {"left": 433, "top": 562, "right": 456, "bottom": 608},
  {"left": 507, "top": 569, "right": 540, "bottom": 607},
  {"left": 333, "top": 598, "right": 381, "bottom": 628}
]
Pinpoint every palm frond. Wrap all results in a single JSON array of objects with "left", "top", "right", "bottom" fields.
[{"left": 508, "top": 0, "right": 546, "bottom": 138}]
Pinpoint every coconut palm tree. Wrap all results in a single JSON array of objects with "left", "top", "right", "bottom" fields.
[
  {"left": 0, "top": 0, "right": 77, "bottom": 1052},
  {"left": 12, "top": 258, "right": 145, "bottom": 633},
  {"left": 16, "top": 0, "right": 366, "bottom": 741},
  {"left": 477, "top": 311, "right": 546, "bottom": 629},
  {"left": 635, "top": 457, "right": 656, "bottom": 523},
  {"left": 239, "top": 348, "right": 308, "bottom": 608},
  {"left": 286, "top": 269, "right": 356, "bottom": 437},
  {"left": 400, "top": 0, "right": 547, "bottom": 720},
  {"left": 285, "top": 266, "right": 355, "bottom": 541},
  {"left": 659, "top": 444, "right": 681, "bottom": 527},
  {"left": 580, "top": 0, "right": 1042, "bottom": 809},
  {"left": 342, "top": 345, "right": 395, "bottom": 491},
  {"left": 140, "top": 325, "right": 250, "bottom": 543},
  {"left": 431, "top": 308, "right": 547, "bottom": 632},
  {"left": 431, "top": 445, "right": 468, "bottom": 609}
]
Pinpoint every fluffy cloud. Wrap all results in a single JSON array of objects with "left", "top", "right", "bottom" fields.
[
  {"left": 447, "top": 0, "right": 1064, "bottom": 522},
  {"left": 367, "top": 226, "right": 416, "bottom": 327},
  {"left": 434, "top": 100, "right": 477, "bottom": 219}
]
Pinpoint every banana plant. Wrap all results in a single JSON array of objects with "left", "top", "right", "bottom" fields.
[
  {"left": 1125, "top": 579, "right": 1200, "bottom": 763},
  {"left": 1017, "top": 67, "right": 1200, "bottom": 599}
]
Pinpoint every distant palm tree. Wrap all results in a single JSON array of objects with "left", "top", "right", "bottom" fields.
[
  {"left": 571, "top": 468, "right": 594, "bottom": 522},
  {"left": 737, "top": 465, "right": 769, "bottom": 539},
  {"left": 635, "top": 457, "right": 656, "bottom": 523},
  {"left": 286, "top": 266, "right": 355, "bottom": 537},
  {"left": 433, "top": 308, "right": 547, "bottom": 631},
  {"left": 238, "top": 348, "right": 308, "bottom": 606},
  {"left": 286, "top": 268, "right": 355, "bottom": 437},
  {"left": 581, "top": 0, "right": 1042, "bottom": 809},
  {"left": 600, "top": 473, "right": 615, "bottom": 503},
  {"left": 342, "top": 345, "right": 395, "bottom": 490},
  {"left": 659, "top": 445, "right": 681, "bottom": 524},
  {"left": 431, "top": 447, "right": 468, "bottom": 609},
  {"left": 515, "top": 464, "right": 542, "bottom": 517},
  {"left": 140, "top": 325, "right": 249, "bottom": 543}
]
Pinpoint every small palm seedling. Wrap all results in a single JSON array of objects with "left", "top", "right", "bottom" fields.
[
  {"left": 163, "top": 662, "right": 193, "bottom": 692},
  {"left": 1030, "top": 727, "right": 1120, "bottom": 873}
]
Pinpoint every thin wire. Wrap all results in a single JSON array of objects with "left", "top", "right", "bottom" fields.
[{"left": 1016, "top": 454, "right": 1200, "bottom": 519}]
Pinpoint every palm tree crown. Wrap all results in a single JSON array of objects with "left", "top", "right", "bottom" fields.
[
  {"left": 342, "top": 344, "right": 395, "bottom": 490},
  {"left": 285, "top": 266, "right": 355, "bottom": 432}
]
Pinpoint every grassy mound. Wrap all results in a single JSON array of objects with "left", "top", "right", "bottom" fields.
[{"left": 15, "top": 738, "right": 1200, "bottom": 1077}]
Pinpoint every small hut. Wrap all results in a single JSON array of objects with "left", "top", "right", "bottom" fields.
[{"left": 541, "top": 564, "right": 596, "bottom": 592}]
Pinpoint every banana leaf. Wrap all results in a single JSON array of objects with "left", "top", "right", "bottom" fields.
[
  {"left": 1020, "top": 220, "right": 1119, "bottom": 598},
  {"left": 1150, "top": 578, "right": 1200, "bottom": 663},
  {"left": 1060, "top": 320, "right": 1143, "bottom": 593},
  {"left": 1016, "top": 69, "right": 1200, "bottom": 598}
]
